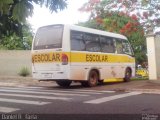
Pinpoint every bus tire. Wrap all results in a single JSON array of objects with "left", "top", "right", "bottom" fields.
[
  {"left": 124, "top": 68, "right": 131, "bottom": 82},
  {"left": 87, "top": 70, "right": 99, "bottom": 87},
  {"left": 56, "top": 80, "right": 72, "bottom": 87}
]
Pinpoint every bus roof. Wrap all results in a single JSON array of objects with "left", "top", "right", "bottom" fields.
[
  {"left": 38, "top": 24, "right": 127, "bottom": 40},
  {"left": 66, "top": 24, "right": 127, "bottom": 40}
]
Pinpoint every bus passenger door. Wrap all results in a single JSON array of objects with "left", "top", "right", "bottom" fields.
[
  {"left": 69, "top": 31, "right": 86, "bottom": 80},
  {"left": 99, "top": 36, "right": 115, "bottom": 79},
  {"left": 114, "top": 39, "right": 125, "bottom": 78}
]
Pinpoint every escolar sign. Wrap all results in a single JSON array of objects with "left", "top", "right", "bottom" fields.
[
  {"left": 86, "top": 54, "right": 108, "bottom": 62},
  {"left": 32, "top": 53, "right": 61, "bottom": 63}
]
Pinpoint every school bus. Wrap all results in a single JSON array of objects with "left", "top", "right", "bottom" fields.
[{"left": 32, "top": 24, "right": 135, "bottom": 87}]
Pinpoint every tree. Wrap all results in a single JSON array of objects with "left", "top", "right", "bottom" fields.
[
  {"left": 0, "top": 0, "right": 68, "bottom": 22},
  {"left": 79, "top": 0, "right": 160, "bottom": 33},
  {"left": 78, "top": 12, "right": 147, "bottom": 64},
  {"left": 0, "top": 0, "right": 68, "bottom": 35},
  {"left": 79, "top": 0, "right": 147, "bottom": 64},
  {"left": 0, "top": 22, "right": 33, "bottom": 50},
  {"left": 0, "top": 0, "right": 68, "bottom": 49}
]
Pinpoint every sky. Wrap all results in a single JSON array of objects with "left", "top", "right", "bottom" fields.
[{"left": 28, "top": 0, "right": 89, "bottom": 31}]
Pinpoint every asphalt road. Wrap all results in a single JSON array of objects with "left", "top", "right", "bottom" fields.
[{"left": 0, "top": 86, "right": 160, "bottom": 120}]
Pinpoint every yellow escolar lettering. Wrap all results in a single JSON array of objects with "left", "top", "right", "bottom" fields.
[
  {"left": 32, "top": 53, "right": 61, "bottom": 63},
  {"left": 86, "top": 54, "right": 108, "bottom": 62}
]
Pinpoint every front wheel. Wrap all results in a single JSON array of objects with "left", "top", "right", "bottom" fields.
[
  {"left": 56, "top": 80, "right": 72, "bottom": 87},
  {"left": 124, "top": 68, "right": 132, "bottom": 82}
]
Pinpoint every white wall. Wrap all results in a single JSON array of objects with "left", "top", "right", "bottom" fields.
[
  {"left": 146, "top": 34, "right": 160, "bottom": 80},
  {"left": 155, "top": 35, "right": 160, "bottom": 79},
  {"left": 0, "top": 50, "right": 31, "bottom": 76}
]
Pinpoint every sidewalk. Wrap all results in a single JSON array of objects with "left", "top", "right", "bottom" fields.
[
  {"left": 0, "top": 76, "right": 55, "bottom": 87},
  {"left": 0, "top": 76, "right": 160, "bottom": 93}
]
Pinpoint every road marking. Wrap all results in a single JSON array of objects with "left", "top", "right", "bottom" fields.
[
  {"left": 0, "top": 87, "right": 115, "bottom": 94},
  {"left": 20, "top": 86, "right": 44, "bottom": 89},
  {"left": 73, "top": 89, "right": 115, "bottom": 93},
  {"left": 0, "top": 93, "right": 71, "bottom": 101},
  {"left": 0, "top": 89, "right": 89, "bottom": 96},
  {"left": 0, "top": 87, "right": 102, "bottom": 94},
  {"left": 0, "top": 98, "right": 50, "bottom": 105},
  {"left": 84, "top": 92, "right": 141, "bottom": 104},
  {"left": 0, "top": 107, "right": 20, "bottom": 113}
]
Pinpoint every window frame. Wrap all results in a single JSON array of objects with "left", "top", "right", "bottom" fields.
[
  {"left": 33, "top": 25, "right": 64, "bottom": 50},
  {"left": 122, "top": 40, "right": 134, "bottom": 56},
  {"left": 115, "top": 38, "right": 124, "bottom": 54},
  {"left": 70, "top": 30, "right": 133, "bottom": 56},
  {"left": 70, "top": 30, "right": 85, "bottom": 51},
  {"left": 100, "top": 36, "right": 116, "bottom": 53},
  {"left": 84, "top": 33, "right": 101, "bottom": 52}
]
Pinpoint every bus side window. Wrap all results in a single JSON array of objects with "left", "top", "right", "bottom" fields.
[
  {"left": 71, "top": 31, "right": 85, "bottom": 51},
  {"left": 115, "top": 39, "right": 124, "bottom": 54},
  {"left": 85, "top": 33, "right": 101, "bottom": 52},
  {"left": 122, "top": 40, "right": 133, "bottom": 55},
  {"left": 100, "top": 36, "right": 115, "bottom": 53}
]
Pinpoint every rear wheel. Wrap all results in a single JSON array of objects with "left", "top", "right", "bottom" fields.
[
  {"left": 56, "top": 80, "right": 72, "bottom": 87},
  {"left": 124, "top": 68, "right": 131, "bottom": 82},
  {"left": 87, "top": 70, "right": 99, "bottom": 87}
]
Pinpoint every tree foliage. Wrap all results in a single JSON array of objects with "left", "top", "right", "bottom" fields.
[
  {"left": 0, "top": 22, "right": 33, "bottom": 50},
  {"left": 80, "top": 0, "right": 160, "bottom": 33},
  {"left": 79, "top": 0, "right": 147, "bottom": 64},
  {"left": 0, "top": 0, "right": 68, "bottom": 50},
  {"left": 0, "top": 0, "right": 67, "bottom": 22}
]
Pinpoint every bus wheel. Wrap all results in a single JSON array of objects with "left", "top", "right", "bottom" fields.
[
  {"left": 124, "top": 68, "right": 131, "bottom": 82},
  {"left": 88, "top": 70, "right": 98, "bottom": 87},
  {"left": 56, "top": 80, "right": 72, "bottom": 87}
]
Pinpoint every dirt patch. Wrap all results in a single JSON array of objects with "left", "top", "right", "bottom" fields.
[{"left": 0, "top": 76, "right": 55, "bottom": 87}]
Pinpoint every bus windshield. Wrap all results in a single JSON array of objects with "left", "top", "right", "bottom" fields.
[{"left": 33, "top": 25, "right": 63, "bottom": 50}]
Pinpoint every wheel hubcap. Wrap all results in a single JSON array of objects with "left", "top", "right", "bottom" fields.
[{"left": 90, "top": 74, "right": 97, "bottom": 85}]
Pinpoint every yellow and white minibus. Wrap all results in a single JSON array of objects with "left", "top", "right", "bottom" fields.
[{"left": 32, "top": 24, "right": 135, "bottom": 87}]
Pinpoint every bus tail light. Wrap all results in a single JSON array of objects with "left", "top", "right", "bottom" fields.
[{"left": 62, "top": 54, "right": 68, "bottom": 65}]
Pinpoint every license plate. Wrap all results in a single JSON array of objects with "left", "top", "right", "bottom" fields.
[{"left": 42, "top": 73, "right": 52, "bottom": 78}]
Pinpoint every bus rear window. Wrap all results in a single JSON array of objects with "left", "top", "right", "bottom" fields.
[{"left": 33, "top": 25, "right": 63, "bottom": 50}]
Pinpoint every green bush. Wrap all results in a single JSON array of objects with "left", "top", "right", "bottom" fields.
[{"left": 18, "top": 66, "right": 30, "bottom": 77}]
